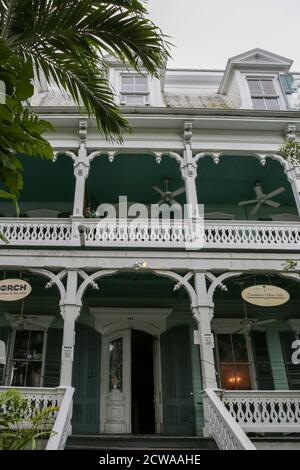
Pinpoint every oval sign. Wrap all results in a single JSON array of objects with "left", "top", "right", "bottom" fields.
[
  {"left": 242, "top": 285, "right": 290, "bottom": 307},
  {"left": 0, "top": 279, "right": 32, "bottom": 302}
]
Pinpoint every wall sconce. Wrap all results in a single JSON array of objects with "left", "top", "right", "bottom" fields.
[{"left": 133, "top": 261, "right": 148, "bottom": 270}]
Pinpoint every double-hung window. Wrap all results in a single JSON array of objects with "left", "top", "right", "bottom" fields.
[
  {"left": 120, "top": 74, "right": 149, "bottom": 106},
  {"left": 215, "top": 334, "right": 252, "bottom": 390},
  {"left": 247, "top": 78, "right": 280, "bottom": 110}
]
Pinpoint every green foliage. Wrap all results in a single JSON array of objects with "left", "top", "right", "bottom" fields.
[
  {"left": 279, "top": 140, "right": 300, "bottom": 163},
  {"left": 282, "top": 259, "right": 298, "bottom": 272},
  {"left": 0, "top": 388, "right": 58, "bottom": 450},
  {"left": 0, "top": 1, "right": 169, "bottom": 208},
  {"left": 0, "top": 0, "right": 170, "bottom": 142},
  {"left": 0, "top": 40, "right": 53, "bottom": 209}
]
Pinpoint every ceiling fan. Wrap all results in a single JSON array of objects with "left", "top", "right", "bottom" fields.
[
  {"left": 233, "top": 280, "right": 277, "bottom": 334},
  {"left": 238, "top": 181, "right": 285, "bottom": 215},
  {"left": 152, "top": 178, "right": 185, "bottom": 206}
]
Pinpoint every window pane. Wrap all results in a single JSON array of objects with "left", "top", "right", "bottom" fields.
[
  {"left": 248, "top": 80, "right": 262, "bottom": 95},
  {"left": 13, "top": 331, "right": 30, "bottom": 359},
  {"left": 109, "top": 338, "right": 123, "bottom": 391},
  {"left": 11, "top": 360, "right": 42, "bottom": 387},
  {"left": 135, "top": 76, "right": 148, "bottom": 92},
  {"left": 252, "top": 98, "right": 265, "bottom": 110},
  {"left": 220, "top": 364, "right": 251, "bottom": 390},
  {"left": 232, "top": 334, "right": 249, "bottom": 363},
  {"left": 217, "top": 335, "right": 234, "bottom": 363},
  {"left": 261, "top": 79, "right": 276, "bottom": 95},
  {"left": 234, "top": 365, "right": 252, "bottom": 390},
  {"left": 265, "top": 98, "right": 279, "bottom": 110},
  {"left": 122, "top": 95, "right": 145, "bottom": 105},
  {"left": 121, "top": 76, "right": 134, "bottom": 92},
  {"left": 29, "top": 331, "right": 44, "bottom": 359}
]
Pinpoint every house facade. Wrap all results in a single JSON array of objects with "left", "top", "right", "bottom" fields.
[{"left": 0, "top": 48, "right": 300, "bottom": 450}]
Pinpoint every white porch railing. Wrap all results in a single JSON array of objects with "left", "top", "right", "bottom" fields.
[
  {"left": 0, "top": 218, "right": 74, "bottom": 246},
  {"left": 222, "top": 390, "right": 300, "bottom": 433},
  {"left": 46, "top": 386, "right": 74, "bottom": 450},
  {"left": 0, "top": 386, "right": 74, "bottom": 450},
  {"left": 203, "top": 389, "right": 256, "bottom": 450},
  {"left": 1, "top": 217, "right": 300, "bottom": 250}
]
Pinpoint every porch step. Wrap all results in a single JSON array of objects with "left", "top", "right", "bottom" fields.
[
  {"left": 66, "top": 435, "right": 218, "bottom": 451},
  {"left": 252, "top": 436, "right": 300, "bottom": 451}
]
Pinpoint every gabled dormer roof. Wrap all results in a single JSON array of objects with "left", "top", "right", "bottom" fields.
[{"left": 219, "top": 48, "right": 293, "bottom": 93}]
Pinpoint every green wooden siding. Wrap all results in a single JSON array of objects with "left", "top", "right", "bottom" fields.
[
  {"left": 280, "top": 331, "right": 300, "bottom": 390},
  {"left": 266, "top": 327, "right": 289, "bottom": 390}
]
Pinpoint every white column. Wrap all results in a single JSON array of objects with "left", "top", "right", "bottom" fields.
[
  {"left": 193, "top": 273, "right": 217, "bottom": 390},
  {"left": 60, "top": 270, "right": 80, "bottom": 386},
  {"left": 72, "top": 121, "right": 90, "bottom": 218},
  {"left": 60, "top": 304, "right": 80, "bottom": 386}
]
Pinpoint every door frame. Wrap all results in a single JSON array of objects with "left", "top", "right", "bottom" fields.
[
  {"left": 91, "top": 307, "right": 172, "bottom": 434},
  {"left": 100, "top": 328, "right": 163, "bottom": 434}
]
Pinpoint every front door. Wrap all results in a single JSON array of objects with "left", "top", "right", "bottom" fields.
[{"left": 100, "top": 329, "right": 157, "bottom": 434}]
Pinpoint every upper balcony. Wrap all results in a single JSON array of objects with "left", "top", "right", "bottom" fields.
[
  {"left": 1, "top": 217, "right": 300, "bottom": 251},
  {"left": 0, "top": 151, "right": 299, "bottom": 251}
]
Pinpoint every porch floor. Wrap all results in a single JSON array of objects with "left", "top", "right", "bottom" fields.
[{"left": 66, "top": 434, "right": 218, "bottom": 450}]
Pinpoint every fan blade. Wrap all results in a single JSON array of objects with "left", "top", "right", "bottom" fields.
[
  {"left": 172, "top": 187, "right": 186, "bottom": 197},
  {"left": 251, "top": 202, "right": 262, "bottom": 215},
  {"left": 254, "top": 183, "right": 264, "bottom": 197},
  {"left": 264, "top": 199, "right": 280, "bottom": 208},
  {"left": 170, "top": 198, "right": 182, "bottom": 207},
  {"left": 256, "top": 319, "right": 277, "bottom": 325},
  {"left": 265, "top": 187, "right": 285, "bottom": 199},
  {"left": 238, "top": 199, "right": 258, "bottom": 206},
  {"left": 252, "top": 326, "right": 265, "bottom": 332},
  {"left": 152, "top": 186, "right": 164, "bottom": 196},
  {"left": 232, "top": 325, "right": 249, "bottom": 334}
]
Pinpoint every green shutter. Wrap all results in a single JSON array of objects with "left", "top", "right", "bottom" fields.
[
  {"left": 280, "top": 331, "right": 300, "bottom": 390},
  {"left": 0, "top": 327, "right": 10, "bottom": 385},
  {"left": 44, "top": 328, "right": 63, "bottom": 387},
  {"left": 72, "top": 323, "right": 101, "bottom": 434},
  {"left": 251, "top": 331, "right": 274, "bottom": 390},
  {"left": 161, "top": 325, "right": 195, "bottom": 436}
]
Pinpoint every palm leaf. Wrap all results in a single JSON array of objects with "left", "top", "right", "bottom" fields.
[{"left": 0, "top": 0, "right": 170, "bottom": 139}]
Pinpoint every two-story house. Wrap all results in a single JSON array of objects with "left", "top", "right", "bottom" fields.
[{"left": 0, "top": 48, "right": 300, "bottom": 450}]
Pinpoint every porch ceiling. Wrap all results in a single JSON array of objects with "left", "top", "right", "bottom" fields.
[{"left": 197, "top": 156, "right": 294, "bottom": 206}]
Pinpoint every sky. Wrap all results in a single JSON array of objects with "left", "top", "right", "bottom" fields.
[{"left": 147, "top": 0, "right": 300, "bottom": 71}]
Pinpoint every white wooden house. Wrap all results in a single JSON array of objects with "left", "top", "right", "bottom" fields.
[{"left": 0, "top": 49, "right": 300, "bottom": 450}]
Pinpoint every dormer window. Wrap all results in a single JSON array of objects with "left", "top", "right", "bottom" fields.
[
  {"left": 247, "top": 78, "right": 279, "bottom": 110},
  {"left": 120, "top": 74, "right": 149, "bottom": 106}
]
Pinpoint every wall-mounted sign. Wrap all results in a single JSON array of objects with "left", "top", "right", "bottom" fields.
[
  {"left": 242, "top": 285, "right": 290, "bottom": 307},
  {"left": 0, "top": 279, "right": 32, "bottom": 302}
]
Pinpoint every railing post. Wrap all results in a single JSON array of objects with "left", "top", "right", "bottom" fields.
[{"left": 181, "top": 122, "right": 199, "bottom": 220}]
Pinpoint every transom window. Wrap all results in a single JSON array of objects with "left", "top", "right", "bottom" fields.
[
  {"left": 247, "top": 78, "right": 280, "bottom": 110},
  {"left": 120, "top": 74, "right": 149, "bottom": 106}
]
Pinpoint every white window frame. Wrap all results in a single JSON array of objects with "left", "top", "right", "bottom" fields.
[
  {"left": 240, "top": 72, "right": 286, "bottom": 110},
  {"left": 119, "top": 72, "right": 150, "bottom": 106},
  {"left": 4, "top": 328, "right": 47, "bottom": 387},
  {"left": 214, "top": 332, "right": 257, "bottom": 390}
]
